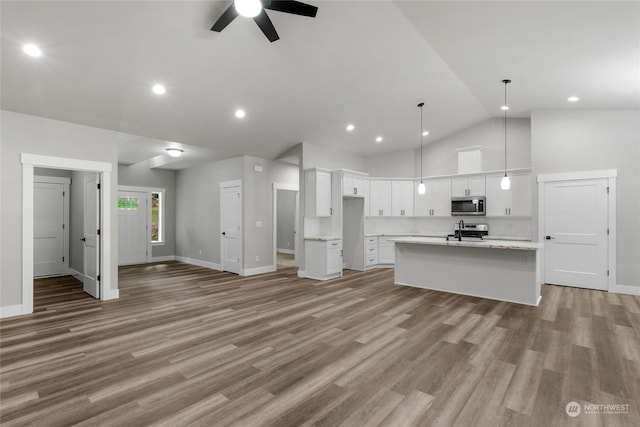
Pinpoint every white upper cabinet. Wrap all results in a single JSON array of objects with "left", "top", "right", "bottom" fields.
[
  {"left": 369, "top": 180, "right": 392, "bottom": 216},
  {"left": 343, "top": 174, "right": 367, "bottom": 197},
  {"left": 391, "top": 181, "right": 414, "bottom": 216},
  {"left": 485, "top": 171, "right": 531, "bottom": 216},
  {"left": 451, "top": 175, "right": 485, "bottom": 197},
  {"left": 415, "top": 178, "right": 451, "bottom": 216},
  {"left": 305, "top": 168, "right": 332, "bottom": 217}
]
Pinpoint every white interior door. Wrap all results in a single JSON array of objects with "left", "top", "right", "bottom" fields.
[
  {"left": 118, "top": 191, "right": 148, "bottom": 265},
  {"left": 34, "top": 182, "right": 67, "bottom": 277},
  {"left": 83, "top": 175, "right": 100, "bottom": 298},
  {"left": 221, "top": 183, "right": 242, "bottom": 274},
  {"left": 543, "top": 178, "right": 608, "bottom": 290}
]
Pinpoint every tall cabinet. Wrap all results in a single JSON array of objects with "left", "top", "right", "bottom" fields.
[{"left": 305, "top": 168, "right": 332, "bottom": 217}]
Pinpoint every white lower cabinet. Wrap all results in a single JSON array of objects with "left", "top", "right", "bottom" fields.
[
  {"left": 305, "top": 239, "right": 342, "bottom": 280},
  {"left": 378, "top": 237, "right": 395, "bottom": 264},
  {"left": 365, "top": 236, "right": 378, "bottom": 266}
]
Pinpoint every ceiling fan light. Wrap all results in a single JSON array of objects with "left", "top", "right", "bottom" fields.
[
  {"left": 166, "top": 148, "right": 184, "bottom": 158},
  {"left": 418, "top": 182, "right": 426, "bottom": 195},
  {"left": 235, "top": 0, "right": 262, "bottom": 18},
  {"left": 501, "top": 175, "right": 511, "bottom": 190}
]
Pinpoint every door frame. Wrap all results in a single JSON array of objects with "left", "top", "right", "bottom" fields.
[
  {"left": 34, "top": 175, "right": 71, "bottom": 277},
  {"left": 537, "top": 169, "right": 617, "bottom": 292},
  {"left": 220, "top": 179, "right": 243, "bottom": 274},
  {"left": 272, "top": 183, "right": 300, "bottom": 269},
  {"left": 21, "top": 154, "right": 113, "bottom": 315}
]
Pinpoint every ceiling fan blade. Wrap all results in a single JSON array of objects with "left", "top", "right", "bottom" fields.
[
  {"left": 211, "top": 4, "right": 239, "bottom": 32},
  {"left": 265, "top": 1, "right": 318, "bottom": 17},
  {"left": 253, "top": 11, "right": 280, "bottom": 42}
]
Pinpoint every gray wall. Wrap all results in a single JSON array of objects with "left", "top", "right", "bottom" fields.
[
  {"left": 118, "top": 164, "right": 176, "bottom": 258},
  {"left": 531, "top": 110, "right": 640, "bottom": 288},
  {"left": 277, "top": 190, "right": 296, "bottom": 252},
  {"left": 363, "top": 118, "right": 531, "bottom": 177},
  {"left": 1, "top": 110, "right": 120, "bottom": 308}
]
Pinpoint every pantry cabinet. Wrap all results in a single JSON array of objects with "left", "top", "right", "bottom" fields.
[{"left": 305, "top": 168, "right": 332, "bottom": 217}]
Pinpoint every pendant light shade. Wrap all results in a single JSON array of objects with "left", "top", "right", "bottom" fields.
[
  {"left": 501, "top": 79, "right": 511, "bottom": 191},
  {"left": 235, "top": 0, "right": 262, "bottom": 18},
  {"left": 417, "top": 102, "right": 425, "bottom": 195}
]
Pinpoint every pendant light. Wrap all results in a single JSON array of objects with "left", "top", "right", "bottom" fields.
[
  {"left": 417, "top": 102, "right": 426, "bottom": 195},
  {"left": 500, "top": 79, "right": 511, "bottom": 190}
]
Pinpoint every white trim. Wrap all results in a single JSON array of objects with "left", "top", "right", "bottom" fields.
[
  {"left": 175, "top": 256, "right": 222, "bottom": 271},
  {"left": 297, "top": 270, "right": 306, "bottom": 278},
  {"left": 456, "top": 145, "right": 483, "bottom": 152},
  {"left": 242, "top": 265, "right": 277, "bottom": 276},
  {"left": 537, "top": 170, "right": 617, "bottom": 292},
  {"left": 102, "top": 288, "right": 120, "bottom": 300},
  {"left": 0, "top": 305, "right": 25, "bottom": 319},
  {"left": 34, "top": 176, "right": 71, "bottom": 185},
  {"left": 611, "top": 284, "right": 640, "bottom": 296},
  {"left": 22, "top": 153, "right": 114, "bottom": 316},
  {"left": 220, "top": 179, "right": 242, "bottom": 189},
  {"left": 272, "top": 183, "right": 299, "bottom": 192},
  {"left": 150, "top": 255, "right": 176, "bottom": 262},
  {"left": 277, "top": 249, "right": 295, "bottom": 255},
  {"left": 22, "top": 154, "right": 112, "bottom": 173},
  {"left": 69, "top": 268, "right": 85, "bottom": 281},
  {"left": 537, "top": 169, "right": 617, "bottom": 183},
  {"left": 272, "top": 183, "right": 300, "bottom": 269},
  {"left": 118, "top": 185, "right": 165, "bottom": 193}
]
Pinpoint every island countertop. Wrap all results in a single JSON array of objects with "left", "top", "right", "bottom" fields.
[{"left": 386, "top": 236, "right": 542, "bottom": 251}]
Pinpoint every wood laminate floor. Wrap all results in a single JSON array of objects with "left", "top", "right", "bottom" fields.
[{"left": 1, "top": 262, "right": 639, "bottom": 426}]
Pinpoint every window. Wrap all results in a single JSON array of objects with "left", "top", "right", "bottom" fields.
[
  {"left": 118, "top": 196, "right": 139, "bottom": 210},
  {"left": 151, "top": 191, "right": 163, "bottom": 243}
]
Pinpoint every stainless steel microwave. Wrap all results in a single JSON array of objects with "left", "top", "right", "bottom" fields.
[{"left": 451, "top": 196, "right": 486, "bottom": 216}]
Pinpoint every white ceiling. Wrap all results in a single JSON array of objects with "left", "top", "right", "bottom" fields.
[{"left": 2, "top": 1, "right": 638, "bottom": 169}]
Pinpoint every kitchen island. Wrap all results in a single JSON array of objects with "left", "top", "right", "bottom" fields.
[{"left": 388, "top": 236, "right": 543, "bottom": 306}]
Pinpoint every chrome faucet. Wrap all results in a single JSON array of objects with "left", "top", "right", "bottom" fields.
[{"left": 457, "top": 219, "right": 464, "bottom": 241}]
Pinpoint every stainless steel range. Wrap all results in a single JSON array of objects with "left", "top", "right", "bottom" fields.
[{"left": 449, "top": 222, "right": 488, "bottom": 240}]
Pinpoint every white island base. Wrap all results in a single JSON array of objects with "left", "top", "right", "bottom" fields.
[{"left": 392, "top": 238, "right": 542, "bottom": 306}]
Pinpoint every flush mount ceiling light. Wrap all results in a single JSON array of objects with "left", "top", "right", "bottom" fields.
[
  {"left": 422, "top": 131, "right": 429, "bottom": 136},
  {"left": 346, "top": 124, "right": 355, "bottom": 132},
  {"left": 166, "top": 148, "right": 184, "bottom": 158},
  {"left": 376, "top": 136, "right": 383, "bottom": 143},
  {"left": 22, "top": 43, "right": 42, "bottom": 57},
  {"left": 568, "top": 96, "right": 580, "bottom": 102},
  {"left": 235, "top": 109, "right": 246, "bottom": 118},
  {"left": 152, "top": 84, "right": 166, "bottom": 95},
  {"left": 501, "top": 79, "right": 512, "bottom": 191},
  {"left": 417, "top": 102, "right": 426, "bottom": 195}
]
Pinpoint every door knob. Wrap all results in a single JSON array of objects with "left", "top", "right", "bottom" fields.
[
  {"left": 545, "top": 236, "right": 554, "bottom": 240},
  {"left": 81, "top": 237, "right": 86, "bottom": 241},
  {"left": 221, "top": 232, "right": 226, "bottom": 236}
]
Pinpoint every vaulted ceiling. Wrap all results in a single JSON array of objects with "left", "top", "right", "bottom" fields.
[{"left": 2, "top": 1, "right": 638, "bottom": 169}]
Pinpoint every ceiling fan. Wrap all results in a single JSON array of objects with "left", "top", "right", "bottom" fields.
[{"left": 211, "top": 0, "right": 318, "bottom": 42}]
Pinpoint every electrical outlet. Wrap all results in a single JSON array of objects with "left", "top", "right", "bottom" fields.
[{"left": 255, "top": 255, "right": 260, "bottom": 262}]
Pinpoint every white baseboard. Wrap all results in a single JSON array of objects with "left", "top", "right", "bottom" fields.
[
  {"left": 175, "top": 256, "right": 222, "bottom": 271},
  {"left": 150, "top": 255, "right": 176, "bottom": 263},
  {"left": 611, "top": 284, "right": 640, "bottom": 296},
  {"left": 69, "top": 268, "right": 85, "bottom": 281},
  {"left": 297, "top": 270, "right": 306, "bottom": 278},
  {"left": 242, "top": 265, "right": 276, "bottom": 276},
  {"left": 0, "top": 304, "right": 24, "bottom": 319},
  {"left": 102, "top": 288, "right": 120, "bottom": 301},
  {"left": 277, "top": 249, "right": 295, "bottom": 255}
]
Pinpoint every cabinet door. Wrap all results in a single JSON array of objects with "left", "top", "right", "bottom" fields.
[
  {"left": 316, "top": 171, "right": 332, "bottom": 216},
  {"left": 370, "top": 180, "right": 391, "bottom": 216},
  {"left": 362, "top": 179, "right": 370, "bottom": 217},
  {"left": 378, "top": 240, "right": 395, "bottom": 264},
  {"left": 414, "top": 180, "right": 429, "bottom": 216},
  {"left": 509, "top": 173, "right": 531, "bottom": 216},
  {"left": 430, "top": 178, "right": 452, "bottom": 216},
  {"left": 392, "top": 181, "right": 413, "bottom": 216},
  {"left": 485, "top": 174, "right": 509, "bottom": 216},
  {"left": 343, "top": 175, "right": 354, "bottom": 196},
  {"left": 468, "top": 175, "right": 485, "bottom": 196},
  {"left": 354, "top": 178, "right": 367, "bottom": 197},
  {"left": 327, "top": 246, "right": 342, "bottom": 274},
  {"left": 451, "top": 177, "right": 469, "bottom": 197}
]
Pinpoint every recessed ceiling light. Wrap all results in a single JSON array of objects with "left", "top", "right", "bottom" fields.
[
  {"left": 22, "top": 44, "right": 42, "bottom": 57},
  {"left": 500, "top": 105, "right": 509, "bottom": 111},
  {"left": 152, "top": 84, "right": 166, "bottom": 95},
  {"left": 235, "top": 109, "right": 246, "bottom": 118},
  {"left": 166, "top": 148, "right": 184, "bottom": 158},
  {"left": 568, "top": 96, "right": 580, "bottom": 102},
  {"left": 422, "top": 131, "right": 429, "bottom": 136},
  {"left": 375, "top": 136, "right": 383, "bottom": 143},
  {"left": 346, "top": 124, "right": 355, "bottom": 132}
]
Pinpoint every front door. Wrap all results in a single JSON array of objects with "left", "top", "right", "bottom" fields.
[
  {"left": 221, "top": 183, "right": 242, "bottom": 274},
  {"left": 118, "top": 191, "right": 148, "bottom": 265},
  {"left": 83, "top": 175, "right": 100, "bottom": 298},
  {"left": 543, "top": 178, "right": 609, "bottom": 290},
  {"left": 34, "top": 182, "right": 67, "bottom": 277}
]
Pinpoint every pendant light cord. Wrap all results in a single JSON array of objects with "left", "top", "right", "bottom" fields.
[
  {"left": 503, "top": 80, "right": 509, "bottom": 177},
  {"left": 418, "top": 102, "right": 424, "bottom": 183}
]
